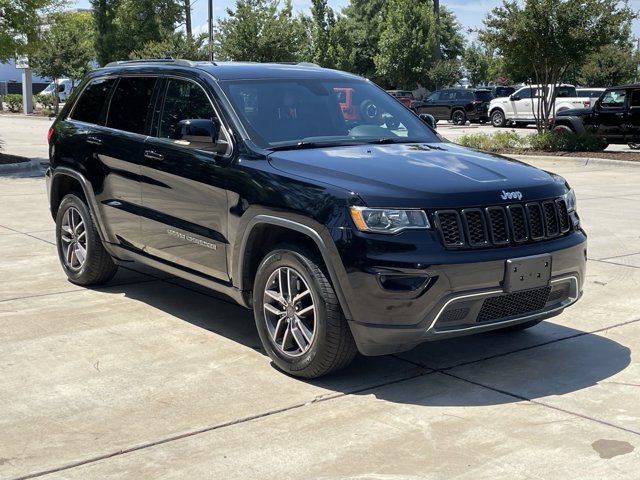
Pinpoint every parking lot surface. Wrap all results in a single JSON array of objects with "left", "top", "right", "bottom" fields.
[{"left": 1, "top": 116, "right": 639, "bottom": 478}]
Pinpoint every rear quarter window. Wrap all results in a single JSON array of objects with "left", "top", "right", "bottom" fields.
[{"left": 69, "top": 78, "right": 117, "bottom": 125}]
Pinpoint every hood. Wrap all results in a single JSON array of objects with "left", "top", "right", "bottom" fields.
[
  {"left": 557, "top": 107, "right": 592, "bottom": 117},
  {"left": 267, "top": 142, "right": 566, "bottom": 208}
]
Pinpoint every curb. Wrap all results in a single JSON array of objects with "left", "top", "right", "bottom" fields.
[
  {"left": 510, "top": 154, "right": 640, "bottom": 169},
  {"left": 0, "top": 158, "right": 46, "bottom": 175}
]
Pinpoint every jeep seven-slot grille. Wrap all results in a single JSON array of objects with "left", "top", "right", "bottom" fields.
[{"left": 434, "top": 197, "right": 571, "bottom": 249}]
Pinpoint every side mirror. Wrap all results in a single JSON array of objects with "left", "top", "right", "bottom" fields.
[
  {"left": 509, "top": 94, "right": 520, "bottom": 101},
  {"left": 58, "top": 84, "right": 65, "bottom": 93},
  {"left": 175, "top": 118, "right": 219, "bottom": 144},
  {"left": 419, "top": 113, "right": 437, "bottom": 130},
  {"left": 593, "top": 100, "right": 601, "bottom": 111}
]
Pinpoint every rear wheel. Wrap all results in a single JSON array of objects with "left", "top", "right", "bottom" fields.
[
  {"left": 491, "top": 110, "right": 507, "bottom": 127},
  {"left": 451, "top": 109, "right": 467, "bottom": 125},
  {"left": 55, "top": 194, "right": 118, "bottom": 285},
  {"left": 253, "top": 246, "right": 357, "bottom": 378}
]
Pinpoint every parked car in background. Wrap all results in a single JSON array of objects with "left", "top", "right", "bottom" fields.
[
  {"left": 415, "top": 88, "right": 493, "bottom": 124},
  {"left": 39, "top": 78, "right": 74, "bottom": 102},
  {"left": 386, "top": 89, "right": 414, "bottom": 108},
  {"left": 576, "top": 88, "right": 606, "bottom": 100},
  {"left": 554, "top": 84, "right": 640, "bottom": 147},
  {"left": 491, "top": 85, "right": 515, "bottom": 98},
  {"left": 489, "top": 84, "right": 593, "bottom": 127}
]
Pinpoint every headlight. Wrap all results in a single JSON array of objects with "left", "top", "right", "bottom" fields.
[
  {"left": 563, "top": 188, "right": 577, "bottom": 212},
  {"left": 349, "top": 207, "right": 430, "bottom": 234}
]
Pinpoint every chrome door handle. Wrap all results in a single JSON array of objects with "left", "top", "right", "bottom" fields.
[
  {"left": 86, "top": 136, "right": 102, "bottom": 146},
  {"left": 144, "top": 150, "right": 164, "bottom": 161}
]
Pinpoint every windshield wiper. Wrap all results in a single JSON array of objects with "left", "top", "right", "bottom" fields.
[{"left": 268, "top": 140, "right": 359, "bottom": 151}]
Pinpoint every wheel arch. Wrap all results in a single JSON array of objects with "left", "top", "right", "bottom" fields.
[
  {"left": 553, "top": 116, "right": 586, "bottom": 134},
  {"left": 235, "top": 215, "right": 353, "bottom": 320}
]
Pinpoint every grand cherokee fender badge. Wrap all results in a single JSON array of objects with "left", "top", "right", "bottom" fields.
[
  {"left": 500, "top": 190, "right": 523, "bottom": 201},
  {"left": 167, "top": 229, "right": 217, "bottom": 250}
]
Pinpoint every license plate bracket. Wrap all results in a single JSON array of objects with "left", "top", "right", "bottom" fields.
[{"left": 504, "top": 254, "right": 552, "bottom": 293}]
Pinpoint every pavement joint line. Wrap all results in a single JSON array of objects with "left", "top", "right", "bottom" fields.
[
  {"left": 596, "top": 251, "right": 640, "bottom": 261},
  {"left": 439, "top": 370, "right": 640, "bottom": 437},
  {"left": 589, "top": 258, "right": 640, "bottom": 269},
  {"left": 7, "top": 368, "right": 433, "bottom": 480},
  {"left": 0, "top": 223, "right": 56, "bottom": 246}
]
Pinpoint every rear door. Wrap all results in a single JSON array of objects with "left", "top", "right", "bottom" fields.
[
  {"left": 140, "top": 76, "right": 232, "bottom": 281},
  {"left": 626, "top": 88, "right": 640, "bottom": 142},
  {"left": 97, "top": 76, "right": 159, "bottom": 248},
  {"left": 593, "top": 88, "right": 627, "bottom": 142}
]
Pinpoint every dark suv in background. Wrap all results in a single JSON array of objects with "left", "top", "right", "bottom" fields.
[
  {"left": 415, "top": 88, "right": 493, "bottom": 124},
  {"left": 46, "top": 60, "right": 586, "bottom": 378}
]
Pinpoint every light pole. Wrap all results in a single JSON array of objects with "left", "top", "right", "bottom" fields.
[{"left": 208, "top": 0, "right": 214, "bottom": 61}]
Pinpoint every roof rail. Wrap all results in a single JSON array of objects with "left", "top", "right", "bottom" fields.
[
  {"left": 269, "top": 62, "right": 321, "bottom": 68},
  {"left": 104, "top": 58, "right": 203, "bottom": 68}
]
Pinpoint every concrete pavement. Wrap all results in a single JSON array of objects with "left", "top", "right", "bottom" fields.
[{"left": 0, "top": 122, "right": 639, "bottom": 479}]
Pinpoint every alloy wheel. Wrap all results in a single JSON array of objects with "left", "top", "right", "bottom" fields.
[
  {"left": 60, "top": 206, "right": 87, "bottom": 271},
  {"left": 263, "top": 266, "right": 316, "bottom": 357}
]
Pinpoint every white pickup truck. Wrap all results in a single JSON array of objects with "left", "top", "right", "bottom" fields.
[{"left": 489, "top": 84, "right": 593, "bottom": 127}]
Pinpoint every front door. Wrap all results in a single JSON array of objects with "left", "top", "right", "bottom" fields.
[
  {"left": 141, "top": 77, "right": 232, "bottom": 281},
  {"left": 626, "top": 88, "right": 640, "bottom": 142},
  {"left": 593, "top": 89, "right": 627, "bottom": 142}
]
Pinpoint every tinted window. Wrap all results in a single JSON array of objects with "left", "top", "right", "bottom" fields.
[
  {"left": 600, "top": 90, "right": 626, "bottom": 108},
  {"left": 474, "top": 90, "right": 493, "bottom": 101},
  {"left": 557, "top": 86, "right": 577, "bottom": 97},
  {"left": 515, "top": 88, "right": 539, "bottom": 99},
  {"left": 70, "top": 78, "right": 116, "bottom": 124},
  {"left": 630, "top": 90, "right": 640, "bottom": 108},
  {"left": 220, "top": 78, "right": 440, "bottom": 148},
  {"left": 426, "top": 91, "right": 440, "bottom": 102},
  {"left": 159, "top": 79, "right": 216, "bottom": 139},
  {"left": 455, "top": 90, "right": 474, "bottom": 100},
  {"left": 106, "top": 77, "right": 157, "bottom": 134}
]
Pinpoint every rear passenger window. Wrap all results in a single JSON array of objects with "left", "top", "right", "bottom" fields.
[
  {"left": 106, "top": 77, "right": 157, "bottom": 135},
  {"left": 70, "top": 78, "right": 116, "bottom": 125}
]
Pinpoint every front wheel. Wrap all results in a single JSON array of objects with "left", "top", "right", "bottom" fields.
[
  {"left": 55, "top": 194, "right": 118, "bottom": 285},
  {"left": 253, "top": 247, "right": 357, "bottom": 378},
  {"left": 491, "top": 110, "right": 507, "bottom": 127}
]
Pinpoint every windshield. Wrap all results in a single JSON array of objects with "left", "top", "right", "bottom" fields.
[{"left": 219, "top": 78, "right": 440, "bottom": 149}]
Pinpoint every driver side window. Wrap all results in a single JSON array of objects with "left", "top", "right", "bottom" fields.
[
  {"left": 600, "top": 90, "right": 627, "bottom": 109},
  {"left": 159, "top": 79, "right": 215, "bottom": 139}
]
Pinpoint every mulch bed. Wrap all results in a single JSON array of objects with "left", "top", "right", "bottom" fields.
[
  {"left": 498, "top": 150, "right": 640, "bottom": 162},
  {"left": 0, "top": 153, "right": 31, "bottom": 165}
]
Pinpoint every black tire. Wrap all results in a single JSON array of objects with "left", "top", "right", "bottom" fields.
[
  {"left": 552, "top": 124, "right": 574, "bottom": 135},
  {"left": 451, "top": 109, "right": 467, "bottom": 125},
  {"left": 498, "top": 319, "right": 543, "bottom": 332},
  {"left": 253, "top": 246, "right": 357, "bottom": 378},
  {"left": 55, "top": 193, "right": 118, "bottom": 286},
  {"left": 491, "top": 109, "right": 507, "bottom": 127}
]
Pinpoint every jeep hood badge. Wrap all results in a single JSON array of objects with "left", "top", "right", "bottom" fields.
[{"left": 500, "top": 190, "right": 523, "bottom": 201}]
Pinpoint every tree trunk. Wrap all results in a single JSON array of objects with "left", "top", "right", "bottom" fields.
[{"left": 185, "top": 0, "right": 192, "bottom": 38}]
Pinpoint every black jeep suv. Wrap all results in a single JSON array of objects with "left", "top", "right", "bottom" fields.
[
  {"left": 46, "top": 60, "right": 586, "bottom": 378},
  {"left": 555, "top": 84, "right": 640, "bottom": 145},
  {"left": 415, "top": 88, "right": 493, "bottom": 124}
]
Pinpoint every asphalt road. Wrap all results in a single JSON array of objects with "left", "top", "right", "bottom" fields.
[{"left": 0, "top": 115, "right": 639, "bottom": 479}]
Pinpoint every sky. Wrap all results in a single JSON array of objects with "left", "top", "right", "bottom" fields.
[{"left": 69, "top": 0, "right": 640, "bottom": 41}]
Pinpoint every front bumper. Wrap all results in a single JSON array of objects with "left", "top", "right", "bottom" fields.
[{"left": 333, "top": 229, "right": 587, "bottom": 356}]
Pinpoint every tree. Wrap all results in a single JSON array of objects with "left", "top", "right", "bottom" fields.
[
  {"left": 342, "top": 0, "right": 385, "bottom": 79},
  {"left": 428, "top": 59, "right": 462, "bottom": 90},
  {"left": 437, "top": 6, "right": 464, "bottom": 60},
  {"left": 463, "top": 43, "right": 491, "bottom": 86},
  {"left": 214, "top": 0, "right": 305, "bottom": 62},
  {"left": 130, "top": 32, "right": 208, "bottom": 60},
  {"left": 90, "top": 0, "right": 184, "bottom": 65},
  {"left": 374, "top": 0, "right": 436, "bottom": 89},
  {"left": 481, "top": 0, "right": 637, "bottom": 131},
  {"left": 31, "top": 11, "right": 95, "bottom": 113},
  {"left": 577, "top": 43, "right": 638, "bottom": 87},
  {"left": 302, "top": 0, "right": 355, "bottom": 70},
  {"left": 0, "top": 0, "right": 63, "bottom": 61}
]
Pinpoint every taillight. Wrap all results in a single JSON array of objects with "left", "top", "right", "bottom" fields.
[
  {"left": 583, "top": 101, "right": 590, "bottom": 108},
  {"left": 47, "top": 127, "right": 53, "bottom": 144}
]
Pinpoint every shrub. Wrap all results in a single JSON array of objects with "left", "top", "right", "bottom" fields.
[
  {"left": 528, "top": 131, "right": 607, "bottom": 152},
  {"left": 4, "top": 94, "right": 23, "bottom": 112},
  {"left": 34, "top": 93, "right": 54, "bottom": 111},
  {"left": 457, "top": 131, "right": 524, "bottom": 152}
]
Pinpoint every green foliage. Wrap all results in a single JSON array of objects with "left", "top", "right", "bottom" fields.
[
  {"left": 0, "top": 0, "right": 64, "bottom": 61},
  {"left": 463, "top": 43, "right": 492, "bottom": 86},
  {"left": 130, "top": 32, "right": 208, "bottom": 61},
  {"left": 481, "top": 0, "right": 637, "bottom": 131},
  {"left": 302, "top": 0, "right": 355, "bottom": 70},
  {"left": 342, "top": 0, "right": 385, "bottom": 79},
  {"left": 457, "top": 130, "right": 607, "bottom": 153},
  {"left": 31, "top": 12, "right": 95, "bottom": 82},
  {"left": 427, "top": 59, "right": 463, "bottom": 90},
  {"left": 90, "top": 0, "right": 184, "bottom": 65},
  {"left": 437, "top": 6, "right": 464, "bottom": 60},
  {"left": 577, "top": 43, "right": 638, "bottom": 87},
  {"left": 34, "top": 93, "right": 54, "bottom": 110},
  {"left": 374, "top": 0, "right": 436, "bottom": 89},
  {"left": 457, "top": 131, "right": 524, "bottom": 152},
  {"left": 215, "top": 0, "right": 305, "bottom": 62},
  {"left": 4, "top": 94, "right": 23, "bottom": 113}
]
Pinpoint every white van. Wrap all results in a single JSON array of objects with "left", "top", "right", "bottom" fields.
[{"left": 39, "top": 78, "right": 74, "bottom": 102}]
